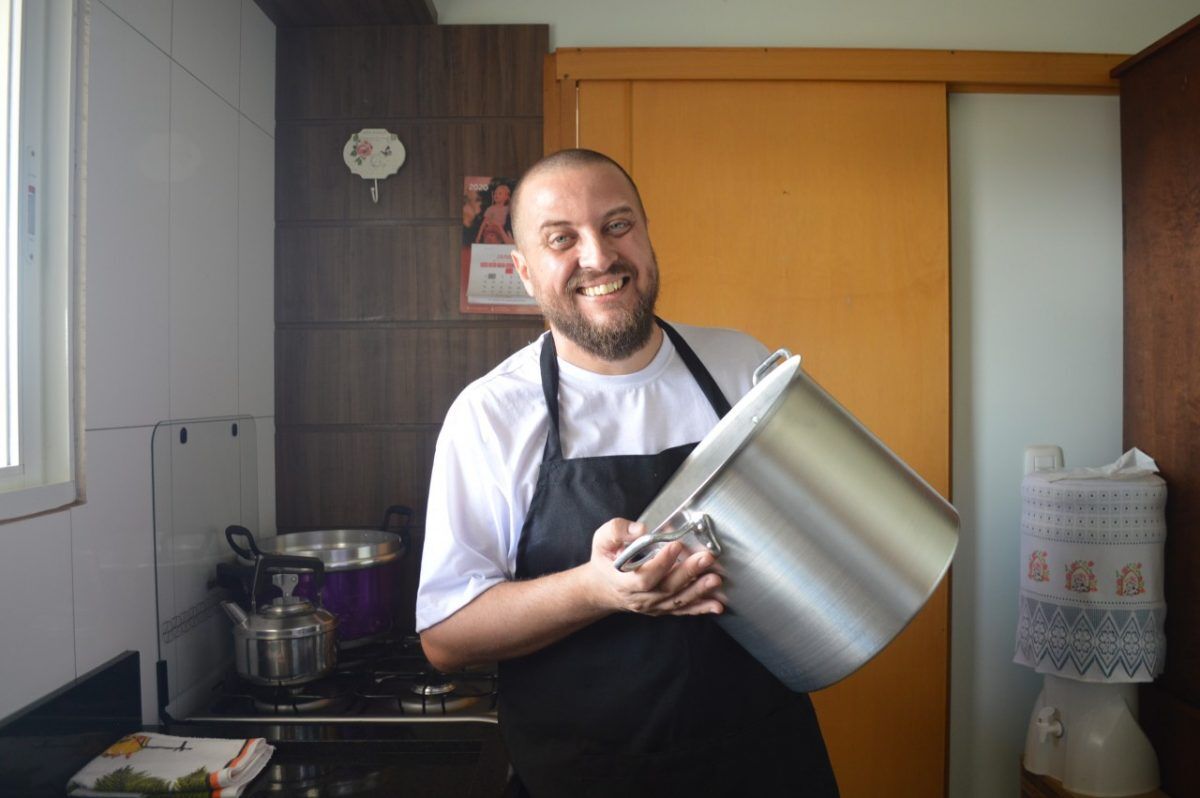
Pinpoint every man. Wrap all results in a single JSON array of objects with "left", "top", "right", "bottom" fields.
[{"left": 417, "top": 149, "right": 838, "bottom": 797}]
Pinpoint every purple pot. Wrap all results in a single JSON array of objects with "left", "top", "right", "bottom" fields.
[
  {"left": 226, "top": 507, "right": 411, "bottom": 641},
  {"left": 293, "top": 552, "right": 402, "bottom": 640}
]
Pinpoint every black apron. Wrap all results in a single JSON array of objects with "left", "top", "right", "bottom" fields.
[{"left": 497, "top": 320, "right": 838, "bottom": 798}]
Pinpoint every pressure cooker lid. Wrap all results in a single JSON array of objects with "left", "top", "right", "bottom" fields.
[
  {"left": 254, "top": 529, "right": 404, "bottom": 570},
  {"left": 243, "top": 603, "right": 338, "bottom": 640}
]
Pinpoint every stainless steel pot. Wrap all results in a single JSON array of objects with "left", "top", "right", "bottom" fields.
[
  {"left": 221, "top": 554, "right": 338, "bottom": 686},
  {"left": 614, "top": 350, "right": 959, "bottom": 692}
]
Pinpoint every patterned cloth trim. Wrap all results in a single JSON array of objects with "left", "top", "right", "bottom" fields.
[{"left": 1014, "top": 595, "right": 1165, "bottom": 682}]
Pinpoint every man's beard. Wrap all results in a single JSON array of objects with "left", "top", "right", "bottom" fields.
[{"left": 538, "top": 260, "right": 659, "bottom": 362}]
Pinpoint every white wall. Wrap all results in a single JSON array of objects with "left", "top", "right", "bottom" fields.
[
  {"left": 948, "top": 93, "right": 1124, "bottom": 797},
  {"left": 0, "top": 0, "right": 275, "bottom": 725},
  {"left": 436, "top": 2, "right": 1189, "bottom": 797}
]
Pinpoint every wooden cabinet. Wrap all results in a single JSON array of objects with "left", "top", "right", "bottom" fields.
[{"left": 1113, "top": 14, "right": 1200, "bottom": 798}]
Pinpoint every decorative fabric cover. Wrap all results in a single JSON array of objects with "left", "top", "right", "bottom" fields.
[{"left": 1014, "top": 455, "right": 1167, "bottom": 683}]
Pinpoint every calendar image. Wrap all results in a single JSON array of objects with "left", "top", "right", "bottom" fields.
[{"left": 460, "top": 176, "right": 539, "bottom": 314}]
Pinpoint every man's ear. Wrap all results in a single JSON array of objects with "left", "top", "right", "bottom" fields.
[{"left": 511, "top": 249, "right": 535, "bottom": 298}]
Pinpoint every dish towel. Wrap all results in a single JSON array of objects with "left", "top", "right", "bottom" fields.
[{"left": 66, "top": 732, "right": 274, "bottom": 797}]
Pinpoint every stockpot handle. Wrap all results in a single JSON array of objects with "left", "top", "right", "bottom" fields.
[
  {"left": 225, "top": 524, "right": 262, "bottom": 560},
  {"left": 613, "top": 514, "right": 722, "bottom": 573},
  {"left": 753, "top": 348, "right": 794, "bottom": 386},
  {"left": 380, "top": 504, "right": 414, "bottom": 551}
]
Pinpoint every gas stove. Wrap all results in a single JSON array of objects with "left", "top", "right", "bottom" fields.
[
  {"left": 162, "top": 633, "right": 512, "bottom": 797},
  {"left": 185, "top": 633, "right": 498, "bottom": 723}
]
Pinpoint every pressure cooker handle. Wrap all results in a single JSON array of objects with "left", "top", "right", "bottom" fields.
[
  {"left": 380, "top": 504, "right": 414, "bottom": 551},
  {"left": 753, "top": 348, "right": 794, "bottom": 386},
  {"left": 249, "top": 552, "right": 321, "bottom": 588},
  {"left": 248, "top": 552, "right": 326, "bottom": 607},
  {"left": 613, "top": 514, "right": 722, "bottom": 573},
  {"left": 225, "top": 524, "right": 262, "bottom": 560}
]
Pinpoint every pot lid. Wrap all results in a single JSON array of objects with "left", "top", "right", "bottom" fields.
[
  {"left": 260, "top": 595, "right": 317, "bottom": 618},
  {"left": 241, "top": 604, "right": 337, "bottom": 640},
  {"left": 250, "top": 529, "right": 404, "bottom": 570}
]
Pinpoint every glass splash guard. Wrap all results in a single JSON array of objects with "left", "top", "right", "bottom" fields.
[{"left": 151, "top": 416, "right": 258, "bottom": 721}]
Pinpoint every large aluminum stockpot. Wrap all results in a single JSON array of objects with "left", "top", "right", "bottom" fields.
[{"left": 614, "top": 350, "right": 959, "bottom": 692}]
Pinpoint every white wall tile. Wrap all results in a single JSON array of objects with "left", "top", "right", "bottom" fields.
[
  {"left": 99, "top": 0, "right": 172, "bottom": 54},
  {"left": 239, "top": 0, "right": 274, "bottom": 132},
  {"left": 0, "top": 512, "right": 75, "bottom": 720},
  {"left": 86, "top": 3, "right": 170, "bottom": 430},
  {"left": 238, "top": 118, "right": 274, "bottom": 418},
  {"left": 255, "top": 416, "right": 275, "bottom": 536},
  {"left": 71, "top": 427, "right": 160, "bottom": 724},
  {"left": 171, "top": 0, "right": 241, "bottom": 107},
  {"left": 169, "top": 65, "right": 239, "bottom": 420}
]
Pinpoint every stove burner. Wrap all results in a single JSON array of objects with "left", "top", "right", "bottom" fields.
[
  {"left": 398, "top": 686, "right": 481, "bottom": 715},
  {"left": 251, "top": 680, "right": 353, "bottom": 714},
  {"left": 411, "top": 679, "right": 456, "bottom": 697},
  {"left": 362, "top": 672, "right": 495, "bottom": 716}
]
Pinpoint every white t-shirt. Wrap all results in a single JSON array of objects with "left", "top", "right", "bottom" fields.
[{"left": 415, "top": 322, "right": 770, "bottom": 632}]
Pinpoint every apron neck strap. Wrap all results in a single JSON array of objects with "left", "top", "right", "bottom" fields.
[
  {"left": 538, "top": 318, "right": 733, "bottom": 463},
  {"left": 657, "top": 318, "right": 733, "bottom": 419}
]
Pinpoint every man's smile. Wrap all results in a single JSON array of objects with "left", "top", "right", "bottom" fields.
[{"left": 578, "top": 276, "right": 630, "bottom": 297}]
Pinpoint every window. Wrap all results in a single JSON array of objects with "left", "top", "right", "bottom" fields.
[{"left": 0, "top": 0, "right": 82, "bottom": 521}]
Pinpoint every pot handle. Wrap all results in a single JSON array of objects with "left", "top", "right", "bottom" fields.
[
  {"left": 380, "top": 504, "right": 414, "bottom": 551},
  {"left": 613, "top": 514, "right": 722, "bottom": 573},
  {"left": 753, "top": 348, "right": 794, "bottom": 386},
  {"left": 225, "top": 524, "right": 262, "bottom": 560}
]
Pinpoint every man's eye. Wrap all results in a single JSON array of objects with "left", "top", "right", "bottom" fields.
[
  {"left": 548, "top": 233, "right": 572, "bottom": 248},
  {"left": 606, "top": 220, "right": 631, "bottom": 234}
]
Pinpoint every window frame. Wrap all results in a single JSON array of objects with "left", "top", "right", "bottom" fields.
[{"left": 0, "top": 0, "right": 84, "bottom": 521}]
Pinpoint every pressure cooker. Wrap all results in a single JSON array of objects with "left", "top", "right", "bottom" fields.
[{"left": 221, "top": 553, "right": 338, "bottom": 686}]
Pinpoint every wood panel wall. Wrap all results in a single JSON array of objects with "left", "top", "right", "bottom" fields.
[
  {"left": 1114, "top": 15, "right": 1200, "bottom": 798},
  {"left": 274, "top": 25, "right": 548, "bottom": 632}
]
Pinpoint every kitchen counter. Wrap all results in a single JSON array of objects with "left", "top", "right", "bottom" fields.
[
  {"left": 0, "top": 651, "right": 514, "bottom": 798},
  {"left": 159, "top": 718, "right": 514, "bottom": 797},
  {"left": 0, "top": 652, "right": 142, "bottom": 797}
]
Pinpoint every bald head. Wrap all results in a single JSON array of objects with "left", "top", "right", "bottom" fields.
[{"left": 510, "top": 149, "right": 647, "bottom": 248}]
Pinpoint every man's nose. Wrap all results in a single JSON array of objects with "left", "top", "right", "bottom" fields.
[{"left": 577, "top": 229, "right": 616, "bottom": 271}]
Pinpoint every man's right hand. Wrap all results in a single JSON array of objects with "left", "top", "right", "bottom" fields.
[{"left": 584, "top": 519, "right": 724, "bottom": 617}]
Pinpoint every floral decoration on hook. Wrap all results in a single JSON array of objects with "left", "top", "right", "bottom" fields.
[{"left": 343, "top": 128, "right": 406, "bottom": 203}]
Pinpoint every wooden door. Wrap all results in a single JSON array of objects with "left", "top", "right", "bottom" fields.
[{"left": 571, "top": 78, "right": 951, "bottom": 797}]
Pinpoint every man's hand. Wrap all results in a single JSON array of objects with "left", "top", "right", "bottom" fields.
[
  {"left": 585, "top": 519, "right": 724, "bottom": 616},
  {"left": 421, "top": 518, "right": 723, "bottom": 671}
]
